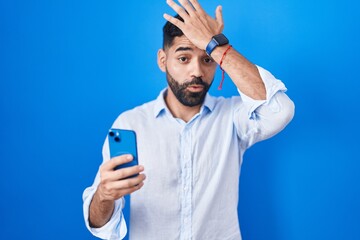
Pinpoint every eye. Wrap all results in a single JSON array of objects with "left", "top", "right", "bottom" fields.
[
  {"left": 178, "top": 56, "right": 188, "bottom": 63},
  {"left": 203, "top": 57, "right": 214, "bottom": 64}
]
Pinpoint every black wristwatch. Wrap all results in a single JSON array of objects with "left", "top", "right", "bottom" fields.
[{"left": 205, "top": 34, "right": 229, "bottom": 56}]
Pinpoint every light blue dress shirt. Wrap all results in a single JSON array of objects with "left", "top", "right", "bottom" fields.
[{"left": 83, "top": 66, "right": 295, "bottom": 240}]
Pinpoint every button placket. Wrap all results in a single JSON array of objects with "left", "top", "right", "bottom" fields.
[{"left": 180, "top": 126, "right": 193, "bottom": 240}]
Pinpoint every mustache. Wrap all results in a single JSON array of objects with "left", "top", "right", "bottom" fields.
[{"left": 180, "top": 77, "right": 206, "bottom": 89}]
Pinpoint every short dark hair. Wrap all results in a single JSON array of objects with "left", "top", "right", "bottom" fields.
[{"left": 163, "top": 14, "right": 184, "bottom": 50}]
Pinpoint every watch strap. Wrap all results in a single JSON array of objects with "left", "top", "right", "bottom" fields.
[{"left": 205, "top": 38, "right": 219, "bottom": 56}]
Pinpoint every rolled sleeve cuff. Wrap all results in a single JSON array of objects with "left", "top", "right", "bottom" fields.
[
  {"left": 237, "top": 65, "right": 287, "bottom": 119},
  {"left": 83, "top": 188, "right": 127, "bottom": 240}
]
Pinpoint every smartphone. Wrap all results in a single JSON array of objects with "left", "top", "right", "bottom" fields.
[{"left": 108, "top": 128, "right": 138, "bottom": 172}]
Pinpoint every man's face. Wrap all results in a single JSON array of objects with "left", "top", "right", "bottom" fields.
[{"left": 161, "top": 36, "right": 217, "bottom": 107}]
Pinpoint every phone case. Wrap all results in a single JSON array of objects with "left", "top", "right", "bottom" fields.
[{"left": 108, "top": 129, "right": 138, "bottom": 171}]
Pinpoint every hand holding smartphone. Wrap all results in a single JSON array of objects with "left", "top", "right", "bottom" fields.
[
  {"left": 108, "top": 129, "right": 139, "bottom": 174},
  {"left": 94, "top": 129, "right": 144, "bottom": 204}
]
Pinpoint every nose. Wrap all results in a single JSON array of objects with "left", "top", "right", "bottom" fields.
[{"left": 190, "top": 59, "right": 205, "bottom": 78}]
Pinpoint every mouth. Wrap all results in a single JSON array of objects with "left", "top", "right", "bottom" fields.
[{"left": 186, "top": 84, "right": 204, "bottom": 92}]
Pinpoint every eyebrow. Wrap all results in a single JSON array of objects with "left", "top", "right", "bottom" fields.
[{"left": 175, "top": 47, "right": 194, "bottom": 52}]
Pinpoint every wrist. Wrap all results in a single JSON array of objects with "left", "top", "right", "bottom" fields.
[
  {"left": 209, "top": 44, "right": 231, "bottom": 63},
  {"left": 205, "top": 34, "right": 229, "bottom": 56},
  {"left": 89, "top": 188, "right": 116, "bottom": 228}
]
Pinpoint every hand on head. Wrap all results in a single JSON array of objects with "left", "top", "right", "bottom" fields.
[{"left": 163, "top": 0, "right": 224, "bottom": 50}]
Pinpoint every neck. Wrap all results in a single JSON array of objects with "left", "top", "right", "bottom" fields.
[{"left": 165, "top": 88, "right": 202, "bottom": 123}]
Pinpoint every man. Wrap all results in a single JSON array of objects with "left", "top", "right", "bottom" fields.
[{"left": 83, "top": 0, "right": 295, "bottom": 239}]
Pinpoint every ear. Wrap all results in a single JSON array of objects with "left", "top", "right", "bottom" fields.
[{"left": 157, "top": 49, "right": 167, "bottom": 72}]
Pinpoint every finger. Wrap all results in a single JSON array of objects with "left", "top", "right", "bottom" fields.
[
  {"left": 102, "top": 154, "right": 133, "bottom": 171},
  {"left": 215, "top": 5, "right": 224, "bottom": 31},
  {"left": 114, "top": 165, "right": 145, "bottom": 180},
  {"left": 178, "top": 0, "right": 196, "bottom": 16},
  {"left": 119, "top": 182, "right": 145, "bottom": 196},
  {"left": 188, "top": 0, "right": 206, "bottom": 15},
  {"left": 163, "top": 13, "right": 185, "bottom": 29},
  {"left": 112, "top": 174, "right": 146, "bottom": 189},
  {"left": 166, "top": 0, "right": 189, "bottom": 20}
]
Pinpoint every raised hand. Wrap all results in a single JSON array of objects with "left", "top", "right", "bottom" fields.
[{"left": 163, "top": 0, "right": 224, "bottom": 50}]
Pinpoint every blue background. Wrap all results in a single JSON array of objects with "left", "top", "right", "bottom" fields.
[{"left": 1, "top": 0, "right": 359, "bottom": 239}]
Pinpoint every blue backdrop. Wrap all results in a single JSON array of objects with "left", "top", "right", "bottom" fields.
[{"left": 1, "top": 0, "right": 359, "bottom": 239}]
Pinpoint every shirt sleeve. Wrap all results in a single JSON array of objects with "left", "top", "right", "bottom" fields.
[
  {"left": 233, "top": 65, "right": 295, "bottom": 148},
  {"left": 82, "top": 137, "right": 128, "bottom": 240}
]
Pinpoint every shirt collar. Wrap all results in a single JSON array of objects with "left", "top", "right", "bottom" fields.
[{"left": 153, "top": 88, "right": 216, "bottom": 118}]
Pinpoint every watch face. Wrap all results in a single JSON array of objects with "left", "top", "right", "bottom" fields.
[{"left": 214, "top": 34, "right": 229, "bottom": 46}]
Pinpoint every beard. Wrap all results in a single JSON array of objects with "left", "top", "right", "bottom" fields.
[{"left": 166, "top": 69, "right": 213, "bottom": 107}]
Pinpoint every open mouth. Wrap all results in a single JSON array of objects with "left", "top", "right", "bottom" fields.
[{"left": 186, "top": 84, "right": 204, "bottom": 92}]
